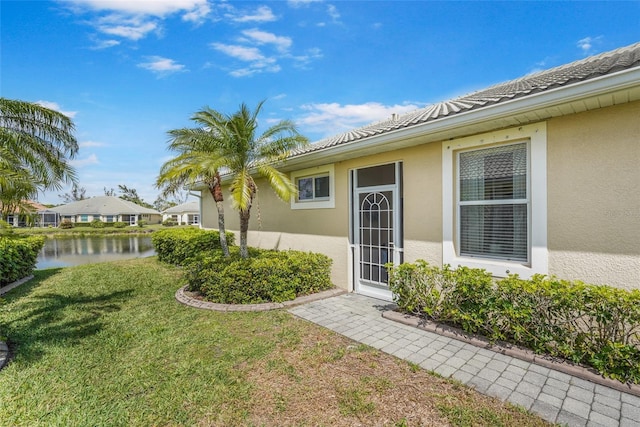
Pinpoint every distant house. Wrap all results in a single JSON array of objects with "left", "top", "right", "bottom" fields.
[
  {"left": 51, "top": 196, "right": 161, "bottom": 226},
  {"left": 197, "top": 42, "right": 640, "bottom": 300},
  {"left": 4, "top": 201, "right": 59, "bottom": 227},
  {"left": 162, "top": 201, "right": 200, "bottom": 226}
]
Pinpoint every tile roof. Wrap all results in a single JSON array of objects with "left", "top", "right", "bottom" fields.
[
  {"left": 162, "top": 201, "right": 199, "bottom": 214},
  {"left": 292, "top": 42, "right": 640, "bottom": 157},
  {"left": 51, "top": 196, "right": 160, "bottom": 215}
]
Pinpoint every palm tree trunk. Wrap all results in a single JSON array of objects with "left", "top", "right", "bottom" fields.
[
  {"left": 209, "top": 173, "right": 229, "bottom": 257},
  {"left": 216, "top": 201, "right": 229, "bottom": 257},
  {"left": 239, "top": 209, "right": 250, "bottom": 258}
]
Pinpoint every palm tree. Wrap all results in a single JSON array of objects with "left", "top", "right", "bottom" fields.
[
  {"left": 216, "top": 101, "right": 308, "bottom": 258},
  {"left": 0, "top": 98, "right": 78, "bottom": 216},
  {"left": 159, "top": 101, "right": 308, "bottom": 258},
  {"left": 157, "top": 114, "right": 232, "bottom": 257}
]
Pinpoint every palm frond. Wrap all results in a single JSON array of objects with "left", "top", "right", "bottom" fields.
[
  {"left": 228, "top": 169, "right": 255, "bottom": 212},
  {"left": 256, "top": 163, "right": 298, "bottom": 202}
]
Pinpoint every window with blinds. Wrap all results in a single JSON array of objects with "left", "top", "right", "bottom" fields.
[{"left": 458, "top": 143, "right": 529, "bottom": 262}]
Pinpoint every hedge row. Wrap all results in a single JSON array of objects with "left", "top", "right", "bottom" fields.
[
  {"left": 186, "top": 248, "right": 333, "bottom": 304},
  {"left": 151, "top": 227, "right": 235, "bottom": 266},
  {"left": 387, "top": 261, "right": 640, "bottom": 383},
  {"left": 0, "top": 236, "right": 45, "bottom": 287}
]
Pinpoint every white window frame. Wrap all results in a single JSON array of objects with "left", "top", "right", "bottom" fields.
[
  {"left": 443, "top": 123, "right": 547, "bottom": 278},
  {"left": 290, "top": 164, "right": 335, "bottom": 210}
]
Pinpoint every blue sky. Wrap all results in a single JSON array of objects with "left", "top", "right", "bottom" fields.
[{"left": 2, "top": 0, "right": 639, "bottom": 206}]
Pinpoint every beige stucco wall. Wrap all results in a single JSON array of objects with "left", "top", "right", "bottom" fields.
[
  {"left": 201, "top": 100, "right": 640, "bottom": 291},
  {"left": 201, "top": 140, "right": 444, "bottom": 290},
  {"left": 546, "top": 100, "right": 640, "bottom": 289}
]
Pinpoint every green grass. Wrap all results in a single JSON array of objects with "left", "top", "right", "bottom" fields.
[
  {"left": 11, "top": 223, "right": 185, "bottom": 238},
  {"left": 0, "top": 259, "right": 279, "bottom": 425},
  {"left": 0, "top": 258, "right": 553, "bottom": 426}
]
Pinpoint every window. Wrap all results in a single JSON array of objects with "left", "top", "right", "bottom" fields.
[
  {"left": 80, "top": 214, "right": 89, "bottom": 222},
  {"left": 458, "top": 143, "right": 528, "bottom": 262},
  {"left": 105, "top": 215, "right": 115, "bottom": 223},
  {"left": 291, "top": 164, "right": 335, "bottom": 209},
  {"left": 443, "top": 123, "right": 547, "bottom": 278},
  {"left": 297, "top": 175, "right": 330, "bottom": 201}
]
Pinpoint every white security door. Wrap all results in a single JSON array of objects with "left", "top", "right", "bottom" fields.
[{"left": 351, "top": 163, "right": 402, "bottom": 301}]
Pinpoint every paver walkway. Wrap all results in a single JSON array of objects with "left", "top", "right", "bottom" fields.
[{"left": 288, "top": 293, "right": 640, "bottom": 427}]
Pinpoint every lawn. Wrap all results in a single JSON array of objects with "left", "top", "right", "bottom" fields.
[
  {"left": 11, "top": 223, "right": 170, "bottom": 238},
  {"left": 0, "top": 258, "right": 552, "bottom": 426}
]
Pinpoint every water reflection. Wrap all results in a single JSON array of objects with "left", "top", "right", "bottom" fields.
[{"left": 37, "top": 236, "right": 155, "bottom": 269}]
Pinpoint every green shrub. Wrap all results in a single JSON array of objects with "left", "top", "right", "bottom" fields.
[
  {"left": 137, "top": 220, "right": 147, "bottom": 228},
  {"left": 90, "top": 219, "right": 105, "bottom": 228},
  {"left": 186, "top": 248, "right": 333, "bottom": 304},
  {"left": 162, "top": 218, "right": 177, "bottom": 227},
  {"left": 113, "top": 222, "right": 127, "bottom": 228},
  {"left": 152, "top": 227, "right": 235, "bottom": 266},
  {"left": 0, "top": 236, "right": 45, "bottom": 287},
  {"left": 59, "top": 219, "right": 74, "bottom": 229},
  {"left": 0, "top": 220, "right": 14, "bottom": 236},
  {"left": 387, "top": 261, "right": 640, "bottom": 383}
]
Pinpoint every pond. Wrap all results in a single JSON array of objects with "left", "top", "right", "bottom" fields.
[{"left": 36, "top": 235, "right": 156, "bottom": 270}]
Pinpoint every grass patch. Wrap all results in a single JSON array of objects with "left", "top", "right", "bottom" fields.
[
  {"left": 0, "top": 258, "right": 552, "bottom": 426},
  {"left": 12, "top": 223, "right": 177, "bottom": 238}
]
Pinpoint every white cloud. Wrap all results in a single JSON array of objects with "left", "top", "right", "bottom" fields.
[
  {"left": 65, "top": 0, "right": 209, "bottom": 17},
  {"left": 70, "top": 153, "right": 99, "bottom": 167},
  {"left": 63, "top": 0, "right": 210, "bottom": 40},
  {"left": 229, "top": 5, "right": 277, "bottom": 23},
  {"left": 138, "top": 56, "right": 187, "bottom": 76},
  {"left": 297, "top": 102, "right": 421, "bottom": 137},
  {"left": 90, "top": 38, "right": 120, "bottom": 49},
  {"left": 211, "top": 43, "right": 280, "bottom": 76},
  {"left": 35, "top": 101, "right": 77, "bottom": 119},
  {"left": 182, "top": 1, "right": 211, "bottom": 24},
  {"left": 326, "top": 4, "right": 340, "bottom": 22},
  {"left": 291, "top": 47, "right": 323, "bottom": 68},
  {"left": 577, "top": 36, "right": 603, "bottom": 55},
  {"left": 96, "top": 15, "right": 159, "bottom": 40},
  {"left": 241, "top": 29, "right": 292, "bottom": 52},
  {"left": 211, "top": 43, "right": 265, "bottom": 62},
  {"left": 287, "top": 0, "right": 323, "bottom": 7}
]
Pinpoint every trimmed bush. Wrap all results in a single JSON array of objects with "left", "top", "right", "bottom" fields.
[
  {"left": 186, "top": 248, "right": 333, "bottom": 304},
  {"left": 90, "top": 219, "right": 105, "bottom": 228},
  {"left": 151, "top": 227, "right": 235, "bottom": 266},
  {"left": 0, "top": 236, "right": 45, "bottom": 287},
  {"left": 387, "top": 261, "right": 640, "bottom": 383},
  {"left": 59, "top": 219, "right": 74, "bottom": 229},
  {"left": 162, "top": 218, "right": 177, "bottom": 227},
  {"left": 137, "top": 220, "right": 147, "bottom": 228},
  {"left": 113, "top": 222, "right": 127, "bottom": 228}
]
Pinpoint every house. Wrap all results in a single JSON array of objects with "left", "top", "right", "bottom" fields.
[
  {"left": 198, "top": 42, "right": 640, "bottom": 301},
  {"left": 51, "top": 196, "right": 161, "bottom": 226},
  {"left": 162, "top": 201, "right": 200, "bottom": 225},
  {"left": 4, "top": 201, "right": 60, "bottom": 227}
]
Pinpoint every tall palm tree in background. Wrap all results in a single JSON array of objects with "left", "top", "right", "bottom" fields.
[
  {"left": 0, "top": 98, "right": 78, "bottom": 217},
  {"left": 158, "top": 100, "right": 309, "bottom": 258}
]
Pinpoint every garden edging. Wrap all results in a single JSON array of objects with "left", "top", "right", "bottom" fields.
[
  {"left": 0, "top": 275, "right": 33, "bottom": 296},
  {"left": 175, "top": 285, "right": 346, "bottom": 312},
  {"left": 382, "top": 309, "right": 640, "bottom": 397}
]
